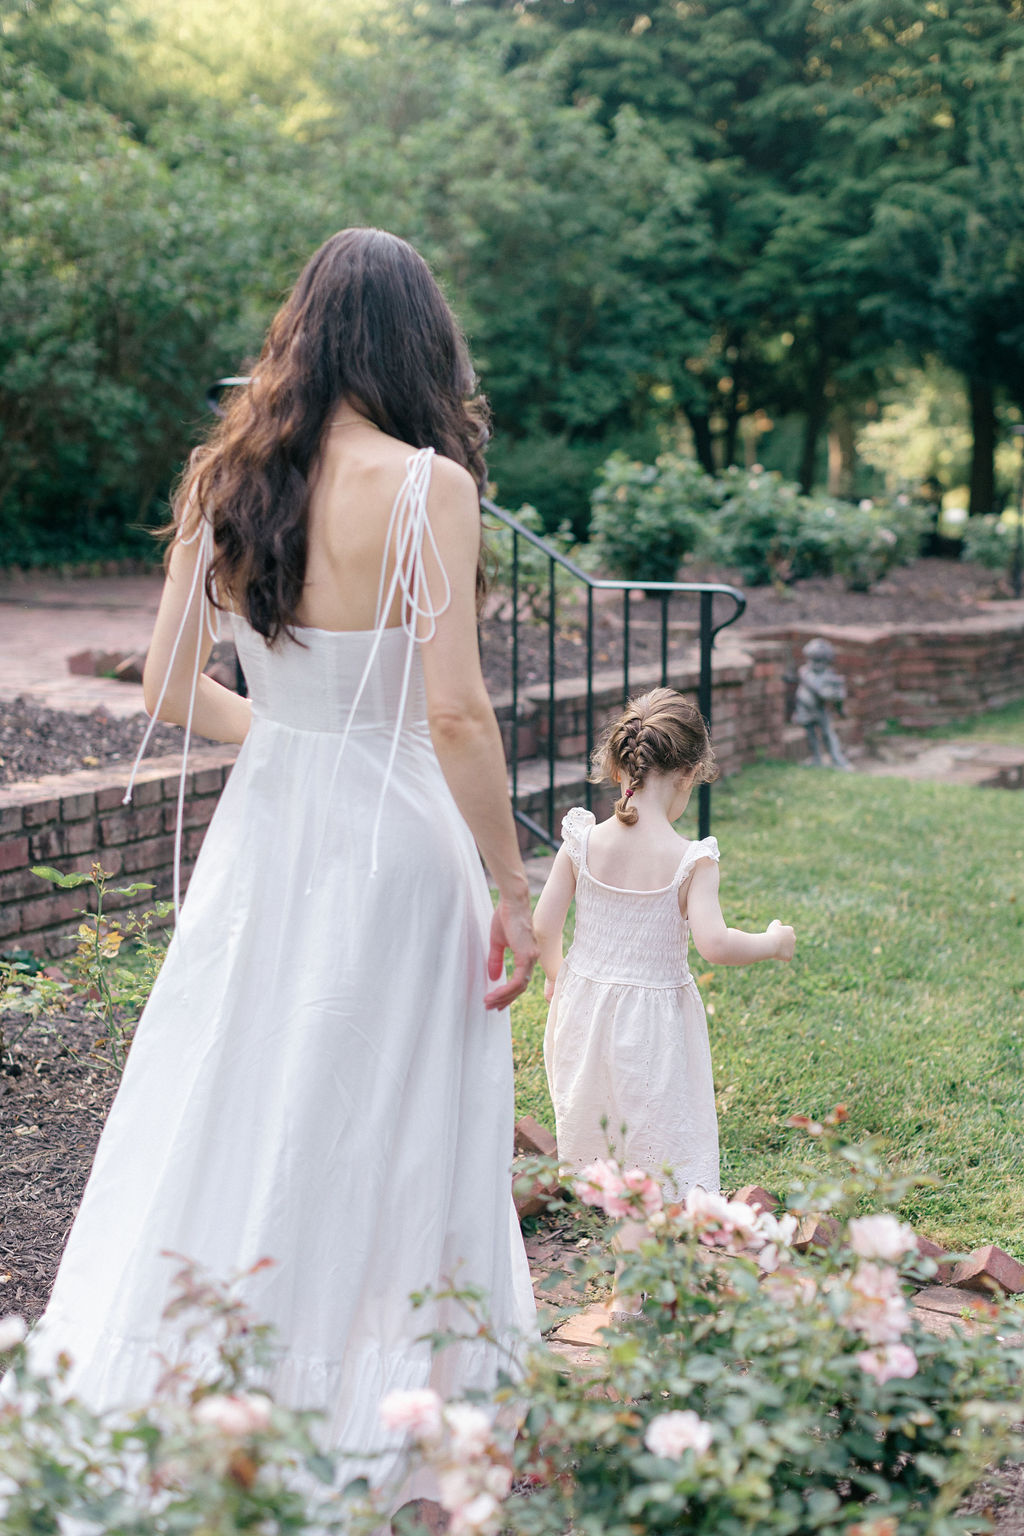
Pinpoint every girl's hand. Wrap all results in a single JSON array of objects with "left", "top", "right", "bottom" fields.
[
  {"left": 485, "top": 896, "right": 538, "bottom": 1010},
  {"left": 544, "top": 975, "right": 556, "bottom": 1002},
  {"left": 766, "top": 919, "right": 796, "bottom": 961}
]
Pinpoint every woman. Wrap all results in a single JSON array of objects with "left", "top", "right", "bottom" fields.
[{"left": 25, "top": 228, "right": 539, "bottom": 1509}]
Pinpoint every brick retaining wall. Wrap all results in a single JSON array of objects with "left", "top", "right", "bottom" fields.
[
  {"left": 0, "top": 748, "right": 238, "bottom": 957},
  {"left": 758, "top": 608, "right": 1024, "bottom": 743},
  {"left": 2, "top": 606, "right": 1022, "bottom": 953}
]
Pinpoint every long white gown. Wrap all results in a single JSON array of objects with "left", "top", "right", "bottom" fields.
[{"left": 20, "top": 447, "right": 536, "bottom": 1485}]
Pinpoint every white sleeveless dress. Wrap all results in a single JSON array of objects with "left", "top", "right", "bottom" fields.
[
  {"left": 544, "top": 808, "right": 721, "bottom": 1197},
  {"left": 18, "top": 448, "right": 536, "bottom": 1483}
]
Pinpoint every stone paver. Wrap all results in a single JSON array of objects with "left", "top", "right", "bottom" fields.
[{"left": 0, "top": 573, "right": 163, "bottom": 717}]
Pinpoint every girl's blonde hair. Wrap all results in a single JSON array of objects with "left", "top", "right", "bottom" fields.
[{"left": 590, "top": 688, "right": 717, "bottom": 825}]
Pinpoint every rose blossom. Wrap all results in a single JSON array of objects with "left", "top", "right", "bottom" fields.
[
  {"left": 575, "top": 1159, "right": 627, "bottom": 1214},
  {"left": 762, "top": 1268, "right": 818, "bottom": 1307},
  {"left": 449, "top": 1490, "right": 502, "bottom": 1536},
  {"left": 644, "top": 1409, "right": 713, "bottom": 1459},
  {"left": 437, "top": 1464, "right": 480, "bottom": 1511},
  {"left": 856, "top": 1343, "right": 918, "bottom": 1384},
  {"left": 380, "top": 1387, "right": 444, "bottom": 1443},
  {"left": 848, "top": 1214, "right": 917, "bottom": 1264},
  {"left": 442, "top": 1403, "right": 493, "bottom": 1459},
  {"left": 193, "top": 1391, "right": 273, "bottom": 1436},
  {"left": 622, "top": 1168, "right": 664, "bottom": 1217},
  {"left": 0, "top": 1315, "right": 27, "bottom": 1352},
  {"left": 844, "top": 1263, "right": 911, "bottom": 1345}
]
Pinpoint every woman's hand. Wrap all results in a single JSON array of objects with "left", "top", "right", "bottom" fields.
[{"left": 485, "top": 895, "right": 538, "bottom": 1011}]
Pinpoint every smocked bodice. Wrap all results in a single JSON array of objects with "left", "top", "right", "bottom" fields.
[
  {"left": 561, "top": 808, "right": 719, "bottom": 988},
  {"left": 230, "top": 615, "right": 429, "bottom": 735}
]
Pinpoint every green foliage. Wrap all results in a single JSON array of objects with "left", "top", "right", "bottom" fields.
[
  {"left": 587, "top": 456, "right": 926, "bottom": 588},
  {"left": 0, "top": 1257, "right": 387, "bottom": 1535},
  {"left": 589, "top": 452, "right": 715, "bottom": 584},
  {"left": 30, "top": 862, "right": 168, "bottom": 1068},
  {"left": 5, "top": 1132, "right": 1024, "bottom": 1533},
  {"left": 960, "top": 512, "right": 1018, "bottom": 573},
  {"left": 3, "top": 0, "right": 1024, "bottom": 558}
]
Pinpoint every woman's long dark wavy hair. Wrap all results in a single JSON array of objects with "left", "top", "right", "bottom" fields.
[{"left": 173, "top": 228, "right": 491, "bottom": 643}]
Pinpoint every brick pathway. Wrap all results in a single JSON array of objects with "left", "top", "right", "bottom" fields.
[{"left": 0, "top": 572, "right": 163, "bottom": 717}]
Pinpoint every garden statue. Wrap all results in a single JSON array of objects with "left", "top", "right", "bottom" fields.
[{"left": 792, "top": 638, "right": 851, "bottom": 770}]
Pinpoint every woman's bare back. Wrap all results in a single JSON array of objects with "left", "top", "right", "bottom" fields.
[{"left": 298, "top": 423, "right": 429, "bottom": 633}]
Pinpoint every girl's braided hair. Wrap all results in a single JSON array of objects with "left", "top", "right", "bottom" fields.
[{"left": 590, "top": 688, "right": 717, "bottom": 826}]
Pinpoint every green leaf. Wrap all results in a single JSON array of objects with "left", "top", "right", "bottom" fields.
[{"left": 31, "top": 865, "right": 92, "bottom": 889}]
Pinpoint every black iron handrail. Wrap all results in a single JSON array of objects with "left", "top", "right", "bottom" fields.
[
  {"left": 482, "top": 498, "right": 745, "bottom": 847},
  {"left": 206, "top": 377, "right": 745, "bottom": 845}
]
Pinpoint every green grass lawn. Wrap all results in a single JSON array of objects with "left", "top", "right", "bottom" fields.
[
  {"left": 925, "top": 696, "right": 1024, "bottom": 745},
  {"left": 511, "top": 762, "right": 1024, "bottom": 1259}
]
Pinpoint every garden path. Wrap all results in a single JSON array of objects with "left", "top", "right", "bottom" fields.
[{"left": 0, "top": 572, "right": 162, "bottom": 716}]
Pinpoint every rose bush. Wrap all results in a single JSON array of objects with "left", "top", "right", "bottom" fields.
[{"left": 2, "top": 1124, "right": 1023, "bottom": 1535}]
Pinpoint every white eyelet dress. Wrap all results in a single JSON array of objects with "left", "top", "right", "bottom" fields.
[{"left": 544, "top": 807, "right": 722, "bottom": 1197}]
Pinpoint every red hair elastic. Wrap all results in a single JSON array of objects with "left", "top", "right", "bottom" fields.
[{"left": 624, "top": 787, "right": 634, "bottom": 799}]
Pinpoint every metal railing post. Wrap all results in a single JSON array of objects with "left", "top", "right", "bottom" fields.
[{"left": 481, "top": 497, "right": 745, "bottom": 852}]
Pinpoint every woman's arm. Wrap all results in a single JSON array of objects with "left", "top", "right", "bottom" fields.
[
  {"left": 418, "top": 457, "right": 538, "bottom": 1009},
  {"left": 142, "top": 530, "right": 252, "bottom": 745},
  {"left": 533, "top": 845, "right": 577, "bottom": 999},
  {"left": 686, "top": 858, "right": 795, "bottom": 966}
]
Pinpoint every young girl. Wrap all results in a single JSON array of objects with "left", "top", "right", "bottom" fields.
[{"left": 534, "top": 687, "right": 795, "bottom": 1199}]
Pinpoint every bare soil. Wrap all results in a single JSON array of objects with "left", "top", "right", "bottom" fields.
[
  {"left": 0, "top": 697, "right": 189, "bottom": 787},
  {"left": 0, "top": 1004, "right": 118, "bottom": 1323}
]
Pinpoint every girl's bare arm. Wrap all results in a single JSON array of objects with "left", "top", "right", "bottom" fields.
[
  {"left": 533, "top": 844, "right": 577, "bottom": 996},
  {"left": 686, "top": 858, "right": 794, "bottom": 966}
]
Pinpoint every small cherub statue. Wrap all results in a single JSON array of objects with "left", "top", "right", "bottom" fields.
[{"left": 792, "top": 637, "right": 851, "bottom": 770}]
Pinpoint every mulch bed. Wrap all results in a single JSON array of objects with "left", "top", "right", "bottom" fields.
[
  {"left": 479, "top": 556, "right": 1015, "bottom": 693},
  {"left": 0, "top": 698, "right": 188, "bottom": 788},
  {"left": 0, "top": 1002, "right": 118, "bottom": 1323}
]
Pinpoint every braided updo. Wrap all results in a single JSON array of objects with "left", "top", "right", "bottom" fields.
[{"left": 590, "top": 688, "right": 717, "bottom": 825}]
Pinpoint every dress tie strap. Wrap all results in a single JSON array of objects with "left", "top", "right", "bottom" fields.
[
  {"left": 121, "top": 513, "right": 220, "bottom": 919},
  {"left": 305, "top": 446, "right": 448, "bottom": 890}
]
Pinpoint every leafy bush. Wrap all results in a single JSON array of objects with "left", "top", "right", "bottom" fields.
[
  {"left": 586, "top": 456, "right": 927, "bottom": 590},
  {"left": 414, "top": 1119, "right": 1024, "bottom": 1536},
  {"left": 960, "top": 512, "right": 1017, "bottom": 572},
  {"left": 588, "top": 452, "right": 718, "bottom": 583},
  {"left": 5, "top": 1121, "right": 1023, "bottom": 1536}
]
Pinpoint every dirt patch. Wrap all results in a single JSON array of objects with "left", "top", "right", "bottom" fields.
[
  {"left": 0, "top": 1004, "right": 118, "bottom": 1323},
  {"left": 479, "top": 557, "right": 1016, "bottom": 695},
  {"left": 0, "top": 697, "right": 193, "bottom": 787}
]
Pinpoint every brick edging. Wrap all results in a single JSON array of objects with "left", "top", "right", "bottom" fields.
[{"left": 0, "top": 748, "right": 238, "bottom": 956}]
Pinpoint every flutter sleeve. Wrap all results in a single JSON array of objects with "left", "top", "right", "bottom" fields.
[
  {"left": 676, "top": 834, "right": 721, "bottom": 886},
  {"left": 560, "top": 806, "right": 597, "bottom": 871}
]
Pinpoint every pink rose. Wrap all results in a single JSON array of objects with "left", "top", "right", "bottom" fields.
[
  {"left": 442, "top": 1402, "right": 493, "bottom": 1459},
  {"left": 380, "top": 1387, "right": 443, "bottom": 1443},
  {"left": 192, "top": 1391, "right": 273, "bottom": 1436},
  {"left": 644, "top": 1409, "right": 713, "bottom": 1458},
  {"left": 449, "top": 1491, "right": 502, "bottom": 1536},
  {"left": 844, "top": 1263, "right": 911, "bottom": 1345},
  {"left": 622, "top": 1168, "right": 664, "bottom": 1217},
  {"left": 0, "top": 1315, "right": 27, "bottom": 1352},
  {"left": 848, "top": 1214, "right": 917, "bottom": 1264},
  {"left": 855, "top": 1343, "right": 919, "bottom": 1384}
]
